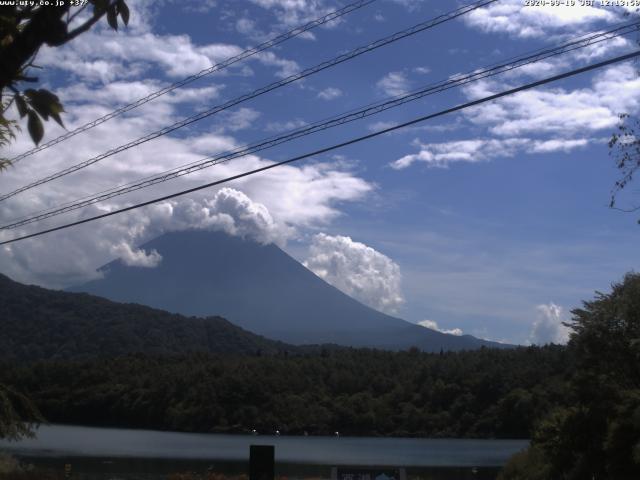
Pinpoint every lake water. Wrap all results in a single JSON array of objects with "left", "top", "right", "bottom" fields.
[{"left": 0, "top": 425, "right": 529, "bottom": 479}]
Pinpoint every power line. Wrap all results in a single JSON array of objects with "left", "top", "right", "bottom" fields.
[
  {"left": 3, "top": 23, "right": 637, "bottom": 230},
  {"left": 2, "top": 49, "right": 638, "bottom": 246},
  {"left": 7, "top": 0, "right": 377, "bottom": 166},
  {"left": 0, "top": 0, "right": 497, "bottom": 203},
  {"left": 3, "top": 22, "right": 637, "bottom": 231}
]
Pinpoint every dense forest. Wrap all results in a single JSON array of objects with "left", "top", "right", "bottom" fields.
[
  {"left": 1, "top": 274, "right": 639, "bottom": 479},
  {"left": 1, "top": 346, "right": 568, "bottom": 439}
]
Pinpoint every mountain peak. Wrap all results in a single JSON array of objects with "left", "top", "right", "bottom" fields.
[{"left": 72, "top": 230, "right": 507, "bottom": 351}]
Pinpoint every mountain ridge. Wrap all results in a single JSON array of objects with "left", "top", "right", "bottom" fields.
[{"left": 0, "top": 272, "right": 301, "bottom": 362}]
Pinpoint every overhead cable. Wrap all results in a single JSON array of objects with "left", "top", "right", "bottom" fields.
[
  {"left": 0, "top": 0, "right": 497, "bottom": 203},
  {"left": 7, "top": 0, "right": 377, "bottom": 165},
  {"left": 3, "top": 22, "right": 637, "bottom": 230}
]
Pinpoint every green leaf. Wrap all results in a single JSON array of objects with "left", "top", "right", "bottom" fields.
[
  {"left": 50, "top": 111, "right": 65, "bottom": 128},
  {"left": 27, "top": 110, "right": 44, "bottom": 145},
  {"left": 107, "top": 4, "right": 118, "bottom": 30},
  {"left": 117, "top": 0, "right": 130, "bottom": 26},
  {"left": 15, "top": 95, "right": 28, "bottom": 118},
  {"left": 24, "top": 89, "right": 65, "bottom": 125}
]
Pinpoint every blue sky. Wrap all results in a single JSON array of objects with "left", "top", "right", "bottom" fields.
[{"left": 1, "top": 0, "right": 639, "bottom": 345}]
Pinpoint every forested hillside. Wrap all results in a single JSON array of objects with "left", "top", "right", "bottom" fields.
[
  {"left": 0, "top": 346, "right": 569, "bottom": 439},
  {"left": 0, "top": 274, "right": 296, "bottom": 360}
]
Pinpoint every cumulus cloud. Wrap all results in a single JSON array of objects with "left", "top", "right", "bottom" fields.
[
  {"left": 37, "top": 1, "right": 300, "bottom": 84},
  {"left": 418, "top": 319, "right": 463, "bottom": 336},
  {"left": 303, "top": 233, "right": 404, "bottom": 314},
  {"left": 0, "top": 188, "right": 299, "bottom": 286},
  {"left": 464, "top": 0, "right": 619, "bottom": 39},
  {"left": 110, "top": 242, "right": 162, "bottom": 268},
  {"left": 158, "top": 188, "right": 293, "bottom": 246},
  {"left": 377, "top": 72, "right": 410, "bottom": 97},
  {"left": 39, "top": 30, "right": 244, "bottom": 81},
  {"left": 529, "top": 303, "right": 571, "bottom": 345}
]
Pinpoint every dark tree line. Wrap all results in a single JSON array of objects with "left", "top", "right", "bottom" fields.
[{"left": 0, "top": 345, "right": 569, "bottom": 439}]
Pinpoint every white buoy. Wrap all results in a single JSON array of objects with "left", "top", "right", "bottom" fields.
[
  {"left": 334, "top": 431, "right": 340, "bottom": 437},
  {"left": 275, "top": 430, "right": 281, "bottom": 436}
]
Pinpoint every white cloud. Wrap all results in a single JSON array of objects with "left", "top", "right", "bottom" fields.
[
  {"left": 413, "top": 66, "right": 430, "bottom": 75},
  {"left": 368, "top": 120, "right": 399, "bottom": 132},
  {"left": 0, "top": 63, "right": 371, "bottom": 290},
  {"left": 304, "top": 233, "right": 404, "bottom": 314},
  {"left": 180, "top": 0, "right": 218, "bottom": 14},
  {"left": 317, "top": 87, "right": 343, "bottom": 100},
  {"left": 463, "top": 64, "right": 640, "bottom": 137},
  {"left": 464, "top": 0, "right": 619, "bottom": 39},
  {"left": 254, "top": 51, "right": 300, "bottom": 78},
  {"left": 391, "top": 60, "right": 639, "bottom": 171},
  {"left": 529, "top": 303, "right": 571, "bottom": 345},
  {"left": 377, "top": 71, "right": 410, "bottom": 97},
  {"left": 529, "top": 138, "right": 589, "bottom": 153},
  {"left": 39, "top": 30, "right": 244, "bottom": 81},
  {"left": 110, "top": 242, "right": 162, "bottom": 268},
  {"left": 161, "top": 187, "right": 293, "bottom": 246},
  {"left": 390, "top": 137, "right": 591, "bottom": 169},
  {"left": 217, "top": 108, "right": 262, "bottom": 132},
  {"left": 389, "top": 0, "right": 425, "bottom": 12},
  {"left": 0, "top": 0, "right": 378, "bottom": 293},
  {"left": 57, "top": 81, "right": 223, "bottom": 108},
  {"left": 248, "top": 0, "right": 341, "bottom": 30},
  {"left": 236, "top": 17, "right": 259, "bottom": 37},
  {"left": 264, "top": 118, "right": 307, "bottom": 132},
  {"left": 418, "top": 319, "right": 463, "bottom": 336},
  {"left": 37, "top": 3, "right": 300, "bottom": 85},
  {"left": 0, "top": 187, "right": 297, "bottom": 285}
]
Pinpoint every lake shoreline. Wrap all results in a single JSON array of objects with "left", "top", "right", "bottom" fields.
[{"left": 0, "top": 424, "right": 529, "bottom": 467}]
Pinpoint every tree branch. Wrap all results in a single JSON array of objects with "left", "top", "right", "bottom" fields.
[{"left": 64, "top": 11, "right": 105, "bottom": 42}]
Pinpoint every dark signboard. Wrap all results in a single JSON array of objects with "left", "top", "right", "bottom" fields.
[{"left": 250, "top": 445, "right": 274, "bottom": 480}]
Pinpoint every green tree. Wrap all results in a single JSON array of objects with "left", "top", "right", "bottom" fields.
[
  {"left": 502, "top": 273, "right": 640, "bottom": 479},
  {"left": 0, "top": 383, "right": 43, "bottom": 441},
  {"left": 0, "top": 0, "right": 130, "bottom": 169}
]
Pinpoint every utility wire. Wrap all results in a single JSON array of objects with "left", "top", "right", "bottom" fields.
[
  {"left": 3, "top": 22, "right": 637, "bottom": 231},
  {"left": 0, "top": 0, "right": 497, "bottom": 203},
  {"left": 2, "top": 50, "right": 638, "bottom": 246},
  {"left": 7, "top": 0, "right": 376, "bottom": 166}
]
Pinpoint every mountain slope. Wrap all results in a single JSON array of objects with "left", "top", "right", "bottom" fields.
[
  {"left": 72, "top": 230, "right": 507, "bottom": 351},
  {"left": 0, "top": 273, "right": 295, "bottom": 362}
]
